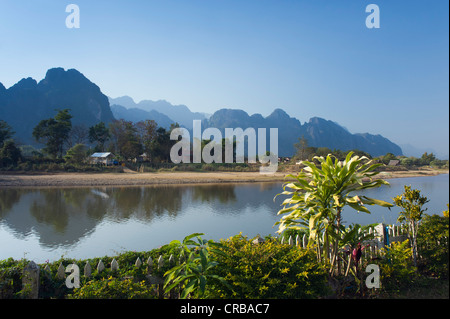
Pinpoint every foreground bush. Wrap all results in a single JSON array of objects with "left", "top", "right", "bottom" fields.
[
  {"left": 378, "top": 240, "right": 417, "bottom": 292},
  {"left": 209, "top": 234, "right": 330, "bottom": 299},
  {"left": 0, "top": 258, "right": 28, "bottom": 299},
  {"left": 417, "top": 213, "right": 449, "bottom": 278},
  {"left": 3, "top": 232, "right": 447, "bottom": 299},
  {"left": 68, "top": 277, "right": 157, "bottom": 299}
]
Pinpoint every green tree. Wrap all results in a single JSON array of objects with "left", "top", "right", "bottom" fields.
[
  {"left": 380, "top": 152, "right": 397, "bottom": 165},
  {"left": 150, "top": 127, "right": 171, "bottom": 162},
  {"left": 393, "top": 185, "right": 429, "bottom": 267},
  {"left": 108, "top": 120, "right": 142, "bottom": 160},
  {"left": 294, "top": 135, "right": 310, "bottom": 160},
  {"left": 150, "top": 124, "right": 179, "bottom": 163},
  {"left": 0, "top": 140, "right": 22, "bottom": 167},
  {"left": 136, "top": 120, "right": 157, "bottom": 161},
  {"left": 64, "top": 143, "right": 88, "bottom": 164},
  {"left": 400, "top": 157, "right": 414, "bottom": 167},
  {"left": 88, "top": 122, "right": 110, "bottom": 151},
  {"left": 420, "top": 152, "right": 436, "bottom": 165},
  {"left": 32, "top": 109, "right": 73, "bottom": 158},
  {"left": 417, "top": 211, "right": 449, "bottom": 278},
  {"left": 0, "top": 120, "right": 14, "bottom": 147},
  {"left": 275, "top": 152, "right": 393, "bottom": 275}
]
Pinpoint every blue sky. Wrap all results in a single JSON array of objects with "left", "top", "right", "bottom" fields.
[{"left": 0, "top": 0, "right": 448, "bottom": 157}]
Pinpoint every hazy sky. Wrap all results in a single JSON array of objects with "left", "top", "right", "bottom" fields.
[{"left": 0, "top": 0, "right": 448, "bottom": 157}]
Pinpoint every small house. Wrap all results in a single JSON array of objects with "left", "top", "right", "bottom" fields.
[
  {"left": 89, "top": 152, "right": 115, "bottom": 165},
  {"left": 388, "top": 160, "right": 400, "bottom": 166}
]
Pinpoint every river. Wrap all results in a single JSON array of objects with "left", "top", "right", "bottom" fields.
[{"left": 0, "top": 174, "right": 448, "bottom": 262}]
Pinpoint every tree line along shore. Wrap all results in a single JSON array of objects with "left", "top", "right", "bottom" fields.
[{"left": 1, "top": 110, "right": 448, "bottom": 183}]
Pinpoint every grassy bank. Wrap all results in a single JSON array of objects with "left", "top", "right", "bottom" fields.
[{"left": 1, "top": 234, "right": 448, "bottom": 300}]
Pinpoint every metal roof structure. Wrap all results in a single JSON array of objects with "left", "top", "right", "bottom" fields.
[{"left": 90, "top": 152, "right": 114, "bottom": 158}]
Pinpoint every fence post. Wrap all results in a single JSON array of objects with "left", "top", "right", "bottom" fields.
[
  {"left": 84, "top": 262, "right": 92, "bottom": 277},
  {"left": 22, "top": 261, "right": 40, "bottom": 299},
  {"left": 135, "top": 257, "right": 142, "bottom": 268},
  {"left": 57, "top": 263, "right": 65, "bottom": 280},
  {"left": 97, "top": 260, "right": 105, "bottom": 273},
  {"left": 111, "top": 259, "right": 119, "bottom": 272},
  {"left": 374, "top": 223, "right": 387, "bottom": 247}
]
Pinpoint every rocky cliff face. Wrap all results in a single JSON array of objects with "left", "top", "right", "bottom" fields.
[
  {"left": 0, "top": 68, "right": 114, "bottom": 145},
  {"left": 204, "top": 109, "right": 402, "bottom": 157},
  {"left": 0, "top": 68, "right": 403, "bottom": 156}
]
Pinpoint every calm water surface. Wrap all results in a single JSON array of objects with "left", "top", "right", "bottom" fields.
[{"left": 0, "top": 174, "right": 448, "bottom": 262}]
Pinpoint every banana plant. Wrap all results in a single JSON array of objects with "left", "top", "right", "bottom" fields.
[
  {"left": 275, "top": 151, "right": 393, "bottom": 275},
  {"left": 163, "top": 233, "right": 231, "bottom": 299},
  {"left": 337, "top": 223, "right": 377, "bottom": 276}
]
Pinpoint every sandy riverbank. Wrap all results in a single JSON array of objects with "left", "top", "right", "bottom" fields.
[
  {"left": 0, "top": 171, "right": 287, "bottom": 187},
  {"left": 0, "top": 168, "right": 447, "bottom": 188}
]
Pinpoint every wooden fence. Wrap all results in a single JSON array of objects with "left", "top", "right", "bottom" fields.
[
  {"left": 279, "top": 223, "right": 409, "bottom": 275},
  {"left": 18, "top": 254, "right": 178, "bottom": 299},
  {"left": 15, "top": 223, "right": 408, "bottom": 299},
  {"left": 280, "top": 223, "right": 408, "bottom": 249}
]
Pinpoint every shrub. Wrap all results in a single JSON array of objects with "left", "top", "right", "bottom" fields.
[
  {"left": 208, "top": 234, "right": 329, "bottom": 299},
  {"left": 417, "top": 213, "right": 449, "bottom": 278},
  {"left": 69, "top": 277, "right": 157, "bottom": 299},
  {"left": 201, "top": 164, "right": 216, "bottom": 171},
  {"left": 164, "top": 233, "right": 231, "bottom": 299},
  {"left": 378, "top": 240, "right": 417, "bottom": 292},
  {"left": 0, "top": 258, "right": 28, "bottom": 299}
]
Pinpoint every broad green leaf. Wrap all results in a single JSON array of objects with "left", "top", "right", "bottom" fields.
[
  {"left": 199, "top": 276, "right": 207, "bottom": 296},
  {"left": 360, "top": 196, "right": 394, "bottom": 208},
  {"left": 183, "top": 233, "right": 205, "bottom": 243},
  {"left": 181, "top": 279, "right": 197, "bottom": 299}
]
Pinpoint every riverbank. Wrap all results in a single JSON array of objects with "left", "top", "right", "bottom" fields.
[
  {"left": 0, "top": 168, "right": 447, "bottom": 188},
  {"left": 0, "top": 171, "right": 286, "bottom": 187}
]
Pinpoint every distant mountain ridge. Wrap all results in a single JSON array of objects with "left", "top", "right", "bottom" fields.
[
  {"left": 0, "top": 68, "right": 403, "bottom": 157},
  {"left": 204, "top": 108, "right": 402, "bottom": 157},
  {"left": 110, "top": 104, "right": 174, "bottom": 129},
  {"left": 108, "top": 96, "right": 207, "bottom": 129},
  {"left": 0, "top": 68, "right": 114, "bottom": 145}
]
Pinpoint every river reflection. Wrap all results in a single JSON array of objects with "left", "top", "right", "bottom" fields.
[
  {"left": 0, "top": 174, "right": 448, "bottom": 262},
  {"left": 0, "top": 183, "right": 282, "bottom": 261}
]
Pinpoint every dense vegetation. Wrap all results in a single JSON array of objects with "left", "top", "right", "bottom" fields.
[
  {"left": 0, "top": 113, "right": 448, "bottom": 172},
  {"left": 1, "top": 153, "right": 448, "bottom": 299},
  {"left": 0, "top": 219, "right": 447, "bottom": 299}
]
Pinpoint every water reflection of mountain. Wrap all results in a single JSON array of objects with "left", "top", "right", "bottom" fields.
[
  {"left": 1, "top": 189, "right": 107, "bottom": 247},
  {"left": 0, "top": 184, "right": 284, "bottom": 249}
]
